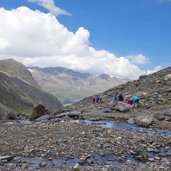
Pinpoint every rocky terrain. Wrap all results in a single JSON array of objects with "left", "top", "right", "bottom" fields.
[
  {"left": 0, "top": 59, "right": 63, "bottom": 118},
  {"left": 29, "top": 67, "right": 127, "bottom": 104},
  {"left": 0, "top": 67, "right": 171, "bottom": 171}
]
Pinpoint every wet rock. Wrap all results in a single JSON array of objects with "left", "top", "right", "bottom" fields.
[
  {"left": 135, "top": 154, "right": 148, "bottom": 162},
  {"left": 135, "top": 115, "right": 153, "bottom": 127},
  {"left": 127, "top": 118, "right": 135, "bottom": 124},
  {"left": 86, "top": 158, "right": 94, "bottom": 164},
  {"left": 21, "top": 164, "right": 29, "bottom": 170},
  {"left": 30, "top": 104, "right": 49, "bottom": 121},
  {"left": 0, "top": 155, "right": 15, "bottom": 162},
  {"left": 155, "top": 113, "right": 165, "bottom": 121},
  {"left": 39, "top": 162, "right": 47, "bottom": 167},
  {"left": 6, "top": 112, "right": 16, "bottom": 120}
]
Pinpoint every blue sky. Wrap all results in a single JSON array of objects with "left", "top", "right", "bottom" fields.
[{"left": 0, "top": 0, "right": 170, "bottom": 78}]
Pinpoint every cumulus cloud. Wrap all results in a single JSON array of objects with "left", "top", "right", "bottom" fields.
[
  {"left": 126, "top": 54, "right": 150, "bottom": 64},
  {"left": 27, "top": 0, "right": 71, "bottom": 16},
  {"left": 0, "top": 6, "right": 157, "bottom": 79}
]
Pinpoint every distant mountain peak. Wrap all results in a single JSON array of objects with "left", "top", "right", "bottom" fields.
[
  {"left": 28, "top": 67, "right": 92, "bottom": 79},
  {"left": 99, "top": 73, "right": 110, "bottom": 79},
  {"left": 29, "top": 66, "right": 127, "bottom": 104}
]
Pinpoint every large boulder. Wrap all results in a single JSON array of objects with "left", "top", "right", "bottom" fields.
[
  {"left": 164, "top": 74, "right": 171, "bottom": 81},
  {"left": 30, "top": 104, "right": 49, "bottom": 121},
  {"left": 115, "top": 102, "right": 130, "bottom": 112},
  {"left": 6, "top": 112, "right": 16, "bottom": 120},
  {"left": 135, "top": 115, "right": 153, "bottom": 127}
]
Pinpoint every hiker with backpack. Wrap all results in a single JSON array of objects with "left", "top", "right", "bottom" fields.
[
  {"left": 113, "top": 92, "right": 118, "bottom": 106},
  {"left": 131, "top": 95, "right": 140, "bottom": 107},
  {"left": 128, "top": 95, "right": 140, "bottom": 109},
  {"left": 96, "top": 95, "right": 100, "bottom": 103},
  {"left": 118, "top": 92, "right": 124, "bottom": 102},
  {"left": 114, "top": 92, "right": 124, "bottom": 106}
]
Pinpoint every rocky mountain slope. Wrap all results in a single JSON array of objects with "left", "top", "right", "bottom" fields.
[
  {"left": 0, "top": 59, "right": 63, "bottom": 118},
  {"left": 72, "top": 66, "right": 171, "bottom": 108},
  {"left": 69, "top": 66, "right": 171, "bottom": 125},
  {"left": 29, "top": 67, "right": 127, "bottom": 104},
  {"left": 0, "top": 59, "right": 39, "bottom": 88}
]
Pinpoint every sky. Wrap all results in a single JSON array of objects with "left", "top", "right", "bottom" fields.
[{"left": 0, "top": 0, "right": 171, "bottom": 79}]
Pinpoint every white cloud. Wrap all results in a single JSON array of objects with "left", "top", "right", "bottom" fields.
[
  {"left": 146, "top": 66, "right": 162, "bottom": 74},
  {"left": 126, "top": 54, "right": 150, "bottom": 64},
  {"left": 27, "top": 0, "right": 71, "bottom": 16},
  {"left": 0, "top": 6, "right": 158, "bottom": 79}
]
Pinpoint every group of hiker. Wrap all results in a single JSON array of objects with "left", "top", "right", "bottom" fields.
[
  {"left": 93, "top": 95, "right": 102, "bottom": 103},
  {"left": 93, "top": 92, "right": 141, "bottom": 109},
  {"left": 114, "top": 92, "right": 140, "bottom": 108}
]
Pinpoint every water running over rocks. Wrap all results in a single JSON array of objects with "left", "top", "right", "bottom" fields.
[{"left": 81, "top": 119, "right": 171, "bottom": 136}]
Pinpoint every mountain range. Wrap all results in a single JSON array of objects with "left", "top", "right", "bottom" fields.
[{"left": 28, "top": 67, "right": 127, "bottom": 104}]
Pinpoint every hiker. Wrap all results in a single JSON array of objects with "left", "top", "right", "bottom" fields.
[
  {"left": 113, "top": 92, "right": 118, "bottom": 106},
  {"left": 118, "top": 92, "right": 124, "bottom": 102},
  {"left": 131, "top": 95, "right": 140, "bottom": 107},
  {"left": 127, "top": 99, "right": 134, "bottom": 109},
  {"left": 92, "top": 96, "right": 96, "bottom": 103},
  {"left": 96, "top": 95, "right": 100, "bottom": 103},
  {"left": 127, "top": 99, "right": 133, "bottom": 106},
  {"left": 114, "top": 92, "right": 124, "bottom": 107},
  {"left": 99, "top": 95, "right": 102, "bottom": 102}
]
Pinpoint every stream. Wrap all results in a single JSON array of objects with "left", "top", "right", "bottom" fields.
[{"left": 80, "top": 119, "right": 171, "bottom": 136}]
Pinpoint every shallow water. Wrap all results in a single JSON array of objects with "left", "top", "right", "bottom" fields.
[{"left": 81, "top": 119, "right": 171, "bottom": 135}]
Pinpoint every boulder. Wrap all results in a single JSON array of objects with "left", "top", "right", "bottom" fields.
[
  {"left": 164, "top": 74, "right": 171, "bottom": 81},
  {"left": 35, "top": 114, "right": 51, "bottom": 122},
  {"left": 127, "top": 117, "right": 135, "bottom": 124},
  {"left": 30, "top": 104, "right": 49, "bottom": 121},
  {"left": 155, "top": 113, "right": 165, "bottom": 120},
  {"left": 115, "top": 102, "right": 130, "bottom": 112},
  {"left": 6, "top": 112, "right": 16, "bottom": 120},
  {"left": 68, "top": 111, "right": 83, "bottom": 119},
  {"left": 135, "top": 115, "right": 153, "bottom": 127}
]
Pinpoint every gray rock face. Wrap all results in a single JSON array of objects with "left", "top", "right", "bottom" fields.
[{"left": 135, "top": 115, "right": 153, "bottom": 127}]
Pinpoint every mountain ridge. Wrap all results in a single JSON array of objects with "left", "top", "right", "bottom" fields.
[{"left": 29, "top": 67, "right": 127, "bottom": 104}]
